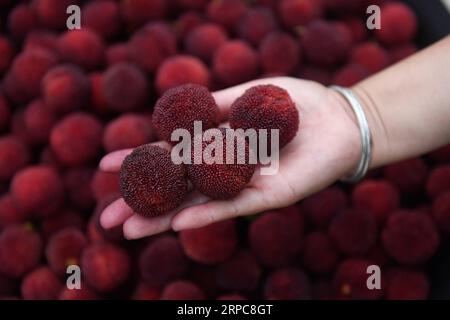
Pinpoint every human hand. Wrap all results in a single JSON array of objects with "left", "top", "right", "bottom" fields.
[{"left": 99, "top": 77, "right": 361, "bottom": 239}]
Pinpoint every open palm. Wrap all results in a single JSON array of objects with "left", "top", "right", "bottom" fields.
[{"left": 99, "top": 77, "right": 361, "bottom": 239}]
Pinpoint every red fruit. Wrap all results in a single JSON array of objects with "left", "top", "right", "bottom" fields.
[
  {"left": 302, "top": 20, "right": 352, "bottom": 67},
  {"left": 217, "top": 294, "right": 247, "bottom": 300},
  {"left": 279, "top": 0, "right": 323, "bottom": 27},
  {"left": 230, "top": 84, "right": 299, "bottom": 148},
  {"left": 259, "top": 32, "right": 300, "bottom": 75},
  {"left": 332, "top": 63, "right": 369, "bottom": 86},
  {"left": 58, "top": 29, "right": 105, "bottom": 70},
  {"left": 103, "top": 114, "right": 154, "bottom": 153},
  {"left": 375, "top": 2, "right": 417, "bottom": 45},
  {"left": 216, "top": 250, "right": 261, "bottom": 292},
  {"left": 64, "top": 167, "right": 95, "bottom": 210},
  {"left": 206, "top": 0, "right": 247, "bottom": 31},
  {"left": 161, "top": 281, "right": 205, "bottom": 300},
  {"left": 333, "top": 259, "right": 382, "bottom": 300},
  {"left": 302, "top": 186, "right": 347, "bottom": 228},
  {"left": 59, "top": 284, "right": 100, "bottom": 300},
  {"left": 88, "top": 201, "right": 124, "bottom": 243},
  {"left": 264, "top": 268, "right": 311, "bottom": 300},
  {"left": 185, "top": 24, "right": 229, "bottom": 63},
  {"left": 0, "top": 95, "right": 10, "bottom": 131},
  {"left": 139, "top": 235, "right": 189, "bottom": 286},
  {"left": 432, "top": 191, "right": 450, "bottom": 233},
  {"left": 325, "top": 0, "right": 365, "bottom": 14},
  {"left": 128, "top": 22, "right": 177, "bottom": 73},
  {"left": 350, "top": 42, "right": 390, "bottom": 73},
  {"left": 385, "top": 268, "right": 429, "bottom": 300},
  {"left": 23, "top": 100, "right": 56, "bottom": 145},
  {"left": 302, "top": 232, "right": 339, "bottom": 274},
  {"left": 0, "top": 194, "right": 27, "bottom": 227},
  {"left": 91, "top": 171, "right": 120, "bottom": 202},
  {"left": 175, "top": 0, "right": 208, "bottom": 10},
  {"left": 106, "top": 43, "right": 131, "bottom": 66},
  {"left": 390, "top": 44, "right": 417, "bottom": 63},
  {"left": 41, "top": 209, "right": 85, "bottom": 239},
  {"left": 237, "top": 7, "right": 278, "bottom": 46},
  {"left": 50, "top": 112, "right": 103, "bottom": 166},
  {"left": 82, "top": 0, "right": 121, "bottom": 39},
  {"left": 343, "top": 18, "right": 368, "bottom": 43},
  {"left": 89, "top": 73, "right": 108, "bottom": 115},
  {"left": 24, "top": 31, "right": 59, "bottom": 54},
  {"left": 382, "top": 210, "right": 439, "bottom": 265},
  {"left": 329, "top": 209, "right": 377, "bottom": 256},
  {"left": 180, "top": 220, "right": 238, "bottom": 265},
  {"left": 249, "top": 209, "right": 303, "bottom": 267},
  {"left": 352, "top": 180, "right": 400, "bottom": 224},
  {"left": 0, "top": 225, "right": 43, "bottom": 278},
  {"left": 174, "top": 11, "right": 205, "bottom": 40},
  {"left": 46, "top": 227, "right": 88, "bottom": 276},
  {"left": 186, "top": 128, "right": 256, "bottom": 199},
  {"left": 0, "top": 36, "right": 13, "bottom": 73},
  {"left": 153, "top": 83, "right": 219, "bottom": 142},
  {"left": 81, "top": 242, "right": 130, "bottom": 292},
  {"left": 11, "top": 165, "right": 64, "bottom": 217},
  {"left": 7, "top": 4, "right": 38, "bottom": 40},
  {"left": 426, "top": 165, "right": 450, "bottom": 198},
  {"left": 383, "top": 158, "right": 428, "bottom": 196},
  {"left": 4, "top": 48, "right": 57, "bottom": 104},
  {"left": 0, "top": 136, "right": 31, "bottom": 181},
  {"left": 122, "top": 0, "right": 167, "bottom": 30},
  {"left": 21, "top": 266, "right": 62, "bottom": 300},
  {"left": 42, "top": 64, "right": 90, "bottom": 114},
  {"left": 33, "top": 0, "right": 80, "bottom": 29},
  {"left": 132, "top": 283, "right": 160, "bottom": 300},
  {"left": 298, "top": 65, "right": 331, "bottom": 86},
  {"left": 120, "top": 145, "right": 188, "bottom": 217},
  {"left": 155, "top": 55, "right": 211, "bottom": 94},
  {"left": 102, "top": 62, "right": 149, "bottom": 112}
]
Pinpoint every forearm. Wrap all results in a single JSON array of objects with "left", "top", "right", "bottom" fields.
[{"left": 353, "top": 35, "right": 450, "bottom": 168}]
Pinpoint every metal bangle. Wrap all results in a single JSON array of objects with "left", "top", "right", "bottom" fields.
[{"left": 330, "top": 85, "right": 372, "bottom": 183}]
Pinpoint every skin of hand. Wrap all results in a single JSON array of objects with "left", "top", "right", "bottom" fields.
[{"left": 99, "top": 77, "right": 361, "bottom": 239}]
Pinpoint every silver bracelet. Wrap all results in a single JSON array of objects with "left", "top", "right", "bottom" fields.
[{"left": 330, "top": 85, "right": 372, "bottom": 183}]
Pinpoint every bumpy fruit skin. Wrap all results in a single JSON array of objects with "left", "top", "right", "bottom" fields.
[
  {"left": 187, "top": 128, "right": 256, "bottom": 199},
  {"left": 11, "top": 165, "right": 64, "bottom": 217},
  {"left": 206, "top": 0, "right": 247, "bottom": 31},
  {"left": 122, "top": 0, "right": 167, "bottom": 30},
  {"left": 58, "top": 29, "right": 105, "bottom": 70},
  {"left": 259, "top": 32, "right": 300, "bottom": 75},
  {"left": 185, "top": 24, "right": 228, "bottom": 63},
  {"left": 332, "top": 63, "right": 369, "bottom": 86},
  {"left": 216, "top": 250, "right": 261, "bottom": 292},
  {"left": 58, "top": 284, "right": 100, "bottom": 300},
  {"left": 375, "top": 2, "right": 417, "bottom": 45},
  {"left": 161, "top": 281, "right": 206, "bottom": 300},
  {"left": 230, "top": 84, "right": 299, "bottom": 148},
  {"left": 237, "top": 7, "right": 278, "bottom": 46},
  {"left": 128, "top": 22, "right": 177, "bottom": 72},
  {"left": 385, "top": 268, "right": 429, "bottom": 300},
  {"left": 42, "top": 64, "right": 90, "bottom": 114},
  {"left": 33, "top": 0, "right": 80, "bottom": 30},
  {"left": 333, "top": 259, "right": 382, "bottom": 300},
  {"left": 249, "top": 208, "right": 304, "bottom": 267},
  {"left": 302, "top": 186, "right": 348, "bottom": 228},
  {"left": 213, "top": 40, "right": 259, "bottom": 86},
  {"left": 383, "top": 158, "right": 428, "bottom": 196},
  {"left": 120, "top": 145, "right": 188, "bottom": 217},
  {"left": 81, "top": 242, "right": 130, "bottom": 292},
  {"left": 103, "top": 114, "right": 154, "bottom": 153},
  {"left": 180, "top": 220, "right": 238, "bottom": 265},
  {"left": 350, "top": 42, "right": 390, "bottom": 73},
  {"left": 45, "top": 227, "right": 87, "bottom": 276},
  {"left": 102, "top": 62, "right": 149, "bottom": 112},
  {"left": 426, "top": 165, "right": 450, "bottom": 198},
  {"left": 279, "top": 0, "right": 323, "bottom": 28},
  {"left": 264, "top": 268, "right": 311, "bottom": 300},
  {"left": 139, "top": 235, "right": 189, "bottom": 286},
  {"left": 432, "top": 191, "right": 450, "bottom": 233},
  {"left": 155, "top": 55, "right": 211, "bottom": 94},
  {"left": 23, "top": 100, "right": 56, "bottom": 145},
  {"left": 82, "top": 0, "right": 121, "bottom": 39},
  {"left": 152, "top": 84, "right": 219, "bottom": 143},
  {"left": 0, "top": 225, "right": 43, "bottom": 278},
  {"left": 0, "top": 136, "right": 31, "bottom": 181},
  {"left": 21, "top": 266, "right": 62, "bottom": 300},
  {"left": 302, "top": 232, "right": 339, "bottom": 274},
  {"left": 382, "top": 210, "right": 439, "bottom": 265},
  {"left": 352, "top": 180, "right": 400, "bottom": 224},
  {"left": 50, "top": 112, "right": 103, "bottom": 166},
  {"left": 302, "top": 20, "right": 352, "bottom": 67}
]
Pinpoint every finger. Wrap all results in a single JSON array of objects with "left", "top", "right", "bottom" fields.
[
  {"left": 100, "top": 198, "right": 134, "bottom": 229},
  {"left": 99, "top": 141, "right": 172, "bottom": 172},
  {"left": 123, "top": 191, "right": 210, "bottom": 239},
  {"left": 171, "top": 188, "right": 267, "bottom": 231}
]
